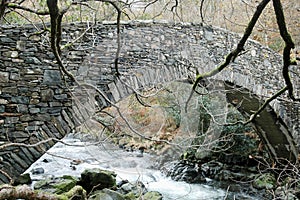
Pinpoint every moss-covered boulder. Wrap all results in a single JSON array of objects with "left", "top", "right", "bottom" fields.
[
  {"left": 54, "top": 176, "right": 78, "bottom": 194},
  {"left": 253, "top": 173, "right": 276, "bottom": 190},
  {"left": 143, "top": 191, "right": 163, "bottom": 200},
  {"left": 58, "top": 185, "right": 87, "bottom": 200},
  {"left": 88, "top": 188, "right": 125, "bottom": 200},
  {"left": 79, "top": 168, "right": 116, "bottom": 193},
  {"left": 12, "top": 173, "right": 32, "bottom": 186},
  {"left": 34, "top": 175, "right": 78, "bottom": 194}
]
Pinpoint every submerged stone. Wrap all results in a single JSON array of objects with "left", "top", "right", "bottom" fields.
[{"left": 31, "top": 167, "right": 45, "bottom": 175}]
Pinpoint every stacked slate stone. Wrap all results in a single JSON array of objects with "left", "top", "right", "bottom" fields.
[{"left": 0, "top": 20, "right": 299, "bottom": 183}]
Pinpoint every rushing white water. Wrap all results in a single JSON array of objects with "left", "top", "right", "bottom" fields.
[{"left": 25, "top": 136, "right": 226, "bottom": 199}]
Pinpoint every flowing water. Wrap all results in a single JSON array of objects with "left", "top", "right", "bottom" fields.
[{"left": 25, "top": 136, "right": 228, "bottom": 199}]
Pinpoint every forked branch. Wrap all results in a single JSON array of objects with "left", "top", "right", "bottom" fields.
[{"left": 185, "top": 0, "right": 271, "bottom": 111}]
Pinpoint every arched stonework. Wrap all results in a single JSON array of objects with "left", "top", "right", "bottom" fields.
[{"left": 0, "top": 21, "right": 299, "bottom": 183}]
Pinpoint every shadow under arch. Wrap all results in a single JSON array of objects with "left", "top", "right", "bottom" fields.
[
  {"left": 223, "top": 81, "right": 298, "bottom": 163},
  {"left": 93, "top": 76, "right": 299, "bottom": 164}
]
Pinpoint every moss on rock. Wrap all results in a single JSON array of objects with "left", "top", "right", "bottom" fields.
[
  {"left": 34, "top": 175, "right": 78, "bottom": 195},
  {"left": 79, "top": 168, "right": 117, "bottom": 193},
  {"left": 253, "top": 173, "right": 276, "bottom": 190},
  {"left": 143, "top": 191, "right": 163, "bottom": 200}
]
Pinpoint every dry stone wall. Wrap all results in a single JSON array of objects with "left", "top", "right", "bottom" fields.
[
  {"left": 0, "top": 24, "right": 76, "bottom": 183},
  {"left": 0, "top": 21, "right": 299, "bottom": 183}
]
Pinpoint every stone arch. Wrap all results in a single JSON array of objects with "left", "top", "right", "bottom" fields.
[
  {"left": 224, "top": 81, "right": 298, "bottom": 162},
  {"left": 0, "top": 21, "right": 299, "bottom": 183}
]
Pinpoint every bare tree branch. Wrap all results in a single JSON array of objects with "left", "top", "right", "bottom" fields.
[
  {"left": 101, "top": 0, "right": 122, "bottom": 76},
  {"left": 199, "top": 0, "right": 205, "bottom": 23},
  {"left": 272, "top": 0, "right": 298, "bottom": 101},
  {"left": 185, "top": 0, "right": 271, "bottom": 113},
  {"left": 0, "top": 0, "right": 7, "bottom": 23},
  {"left": 47, "top": 0, "right": 76, "bottom": 82},
  {"left": 6, "top": 3, "right": 49, "bottom": 15}
]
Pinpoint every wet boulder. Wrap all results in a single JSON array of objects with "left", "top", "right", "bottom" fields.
[
  {"left": 119, "top": 181, "right": 147, "bottom": 197},
  {"left": 143, "top": 191, "right": 163, "bottom": 200},
  {"left": 32, "top": 175, "right": 86, "bottom": 199},
  {"left": 165, "top": 161, "right": 206, "bottom": 183},
  {"left": 61, "top": 185, "right": 87, "bottom": 200},
  {"left": 88, "top": 188, "right": 125, "bottom": 200},
  {"left": 79, "top": 168, "right": 116, "bottom": 193},
  {"left": 34, "top": 175, "right": 78, "bottom": 194},
  {"left": 12, "top": 173, "right": 32, "bottom": 186}
]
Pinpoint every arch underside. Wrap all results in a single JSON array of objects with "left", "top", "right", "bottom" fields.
[
  {"left": 223, "top": 81, "right": 298, "bottom": 162},
  {"left": 105, "top": 77, "right": 299, "bottom": 162}
]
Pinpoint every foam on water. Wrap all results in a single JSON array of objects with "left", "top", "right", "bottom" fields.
[{"left": 25, "top": 137, "right": 226, "bottom": 199}]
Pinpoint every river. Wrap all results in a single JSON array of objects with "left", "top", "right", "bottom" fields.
[{"left": 25, "top": 136, "right": 237, "bottom": 199}]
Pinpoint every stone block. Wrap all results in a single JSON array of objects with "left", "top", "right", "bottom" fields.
[
  {"left": 48, "top": 107, "right": 62, "bottom": 115},
  {"left": 5, "top": 104, "right": 18, "bottom": 112},
  {"left": 25, "top": 57, "right": 41, "bottom": 64},
  {"left": 17, "top": 104, "right": 28, "bottom": 113},
  {"left": 11, "top": 57, "right": 23, "bottom": 64},
  {"left": 3, "top": 51, "right": 18, "bottom": 58},
  {"left": 0, "top": 105, "right": 5, "bottom": 112},
  {"left": 10, "top": 72, "right": 20, "bottom": 80},
  {"left": 0, "top": 99, "right": 8, "bottom": 104},
  {"left": 30, "top": 98, "right": 40, "bottom": 104},
  {"left": 41, "top": 89, "right": 54, "bottom": 102},
  {"left": 16, "top": 40, "right": 26, "bottom": 51},
  {"left": 15, "top": 123, "right": 28, "bottom": 131},
  {"left": 2, "top": 86, "right": 18, "bottom": 95},
  {"left": 11, "top": 96, "right": 30, "bottom": 104},
  {"left": 37, "top": 102, "right": 48, "bottom": 107},
  {"left": 54, "top": 94, "right": 68, "bottom": 100},
  {"left": 0, "top": 72, "right": 9, "bottom": 82},
  {"left": 36, "top": 113, "right": 51, "bottom": 121},
  {"left": 40, "top": 107, "right": 49, "bottom": 113},
  {"left": 20, "top": 114, "right": 33, "bottom": 122},
  {"left": 29, "top": 107, "right": 40, "bottom": 114},
  {"left": 0, "top": 37, "right": 14, "bottom": 43},
  {"left": 19, "top": 147, "right": 35, "bottom": 164},
  {"left": 11, "top": 152, "right": 30, "bottom": 172},
  {"left": 5, "top": 116, "right": 19, "bottom": 124},
  {"left": 61, "top": 109, "right": 75, "bottom": 129},
  {"left": 49, "top": 101, "right": 62, "bottom": 107},
  {"left": 43, "top": 70, "right": 62, "bottom": 85},
  {"left": 25, "top": 125, "right": 39, "bottom": 131},
  {"left": 8, "top": 131, "right": 29, "bottom": 140}
]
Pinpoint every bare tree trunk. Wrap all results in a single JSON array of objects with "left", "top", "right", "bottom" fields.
[{"left": 0, "top": 0, "right": 7, "bottom": 24}]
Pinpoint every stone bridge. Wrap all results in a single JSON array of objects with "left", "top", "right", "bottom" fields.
[{"left": 0, "top": 21, "right": 299, "bottom": 183}]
